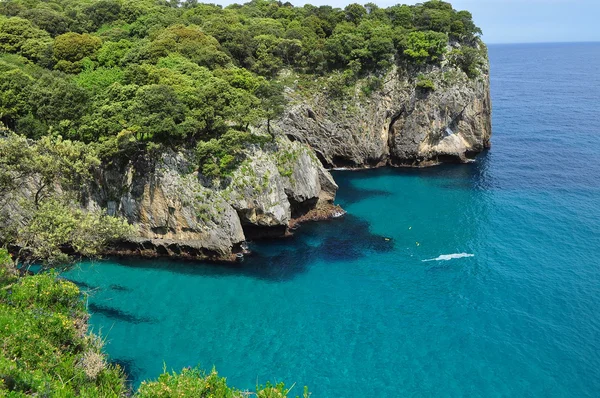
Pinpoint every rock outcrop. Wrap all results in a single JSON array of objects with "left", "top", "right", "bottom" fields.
[
  {"left": 16, "top": 51, "right": 489, "bottom": 263},
  {"left": 84, "top": 136, "right": 340, "bottom": 261},
  {"left": 83, "top": 54, "right": 491, "bottom": 260},
  {"left": 275, "top": 56, "right": 492, "bottom": 168},
  {"left": 1, "top": 43, "right": 492, "bottom": 264}
]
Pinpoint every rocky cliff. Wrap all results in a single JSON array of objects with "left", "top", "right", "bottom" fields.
[
  {"left": 84, "top": 136, "right": 339, "bottom": 261},
  {"left": 79, "top": 50, "right": 491, "bottom": 262},
  {"left": 275, "top": 54, "right": 492, "bottom": 168}
]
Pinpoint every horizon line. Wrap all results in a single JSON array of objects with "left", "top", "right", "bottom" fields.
[{"left": 486, "top": 40, "right": 600, "bottom": 45}]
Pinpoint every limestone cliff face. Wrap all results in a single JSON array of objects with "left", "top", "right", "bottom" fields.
[
  {"left": 83, "top": 52, "right": 491, "bottom": 261},
  {"left": 274, "top": 57, "right": 492, "bottom": 168},
  {"left": 85, "top": 136, "right": 339, "bottom": 261}
]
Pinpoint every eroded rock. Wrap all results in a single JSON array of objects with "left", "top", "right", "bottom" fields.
[
  {"left": 276, "top": 58, "right": 491, "bottom": 168},
  {"left": 86, "top": 137, "right": 339, "bottom": 260}
]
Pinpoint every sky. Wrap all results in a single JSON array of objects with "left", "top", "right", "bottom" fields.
[{"left": 212, "top": 0, "right": 600, "bottom": 44}]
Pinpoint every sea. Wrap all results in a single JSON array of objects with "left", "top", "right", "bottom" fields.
[{"left": 65, "top": 43, "right": 600, "bottom": 397}]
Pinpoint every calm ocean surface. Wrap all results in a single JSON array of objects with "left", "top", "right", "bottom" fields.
[{"left": 66, "top": 43, "right": 600, "bottom": 397}]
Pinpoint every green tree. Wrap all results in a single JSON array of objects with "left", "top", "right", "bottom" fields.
[
  {"left": 0, "top": 16, "right": 52, "bottom": 63},
  {"left": 78, "top": 83, "right": 138, "bottom": 142},
  {"left": 28, "top": 72, "right": 89, "bottom": 133},
  {"left": 14, "top": 199, "right": 133, "bottom": 269},
  {"left": 53, "top": 32, "right": 102, "bottom": 73},
  {"left": 252, "top": 34, "right": 284, "bottom": 76},
  {"left": 344, "top": 3, "right": 367, "bottom": 24},
  {"left": 255, "top": 80, "right": 287, "bottom": 136},
  {"left": 387, "top": 5, "right": 414, "bottom": 28},
  {"left": 0, "top": 134, "right": 100, "bottom": 209},
  {"left": 149, "top": 24, "right": 231, "bottom": 68},
  {"left": 188, "top": 77, "right": 260, "bottom": 138},
  {"left": 0, "top": 67, "right": 34, "bottom": 130},
  {"left": 401, "top": 30, "right": 448, "bottom": 64},
  {"left": 449, "top": 46, "right": 485, "bottom": 77},
  {"left": 131, "top": 84, "right": 186, "bottom": 142},
  {"left": 75, "top": 65, "right": 125, "bottom": 95},
  {"left": 97, "top": 39, "right": 133, "bottom": 67},
  {"left": 0, "top": 133, "right": 133, "bottom": 268},
  {"left": 83, "top": 0, "right": 123, "bottom": 31},
  {"left": 18, "top": 8, "right": 71, "bottom": 36}
]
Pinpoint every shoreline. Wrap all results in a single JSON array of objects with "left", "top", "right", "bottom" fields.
[
  {"left": 96, "top": 154, "right": 489, "bottom": 264},
  {"left": 103, "top": 202, "right": 347, "bottom": 264}
]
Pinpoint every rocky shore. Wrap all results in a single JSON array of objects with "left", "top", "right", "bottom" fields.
[
  {"left": 83, "top": 136, "right": 340, "bottom": 262},
  {"left": 275, "top": 63, "right": 491, "bottom": 169},
  {"left": 83, "top": 57, "right": 491, "bottom": 262}
]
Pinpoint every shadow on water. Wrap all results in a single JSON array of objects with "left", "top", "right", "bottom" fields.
[
  {"left": 103, "top": 214, "right": 394, "bottom": 283},
  {"left": 333, "top": 172, "right": 392, "bottom": 206},
  {"left": 70, "top": 279, "right": 98, "bottom": 291},
  {"left": 109, "top": 284, "right": 132, "bottom": 292},
  {"left": 88, "top": 303, "right": 156, "bottom": 324}
]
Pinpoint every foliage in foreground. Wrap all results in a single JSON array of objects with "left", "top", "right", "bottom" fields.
[
  {"left": 0, "top": 249, "right": 306, "bottom": 397},
  {"left": 0, "top": 251, "right": 128, "bottom": 396},
  {"left": 136, "top": 367, "right": 309, "bottom": 398}
]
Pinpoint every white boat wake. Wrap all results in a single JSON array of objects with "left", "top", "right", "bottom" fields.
[{"left": 422, "top": 253, "right": 474, "bottom": 262}]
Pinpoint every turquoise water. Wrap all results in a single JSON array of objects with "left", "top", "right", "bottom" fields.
[{"left": 66, "top": 43, "right": 600, "bottom": 397}]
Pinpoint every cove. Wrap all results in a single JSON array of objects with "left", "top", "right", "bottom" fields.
[{"left": 65, "top": 43, "right": 600, "bottom": 397}]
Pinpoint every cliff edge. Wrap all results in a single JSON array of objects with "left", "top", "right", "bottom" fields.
[
  {"left": 275, "top": 45, "right": 491, "bottom": 168},
  {"left": 83, "top": 136, "right": 339, "bottom": 261}
]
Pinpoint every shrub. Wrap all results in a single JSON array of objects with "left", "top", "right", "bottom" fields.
[
  {"left": 0, "top": 273, "right": 128, "bottom": 396},
  {"left": 135, "top": 367, "right": 307, "bottom": 398},
  {"left": 416, "top": 75, "right": 436, "bottom": 91},
  {"left": 196, "top": 130, "right": 271, "bottom": 179},
  {"left": 0, "top": 249, "right": 16, "bottom": 285},
  {"left": 13, "top": 199, "right": 135, "bottom": 269},
  {"left": 401, "top": 31, "right": 448, "bottom": 64},
  {"left": 449, "top": 46, "right": 485, "bottom": 78},
  {"left": 75, "top": 66, "right": 125, "bottom": 95}
]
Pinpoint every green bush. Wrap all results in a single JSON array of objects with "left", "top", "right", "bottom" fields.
[
  {"left": 449, "top": 46, "right": 485, "bottom": 78},
  {"left": 401, "top": 31, "right": 448, "bottom": 64},
  {"left": 74, "top": 66, "right": 125, "bottom": 95},
  {"left": 416, "top": 75, "right": 436, "bottom": 91},
  {"left": 0, "top": 249, "right": 16, "bottom": 285},
  {"left": 0, "top": 272, "right": 128, "bottom": 396},
  {"left": 136, "top": 367, "right": 308, "bottom": 398},
  {"left": 136, "top": 367, "right": 238, "bottom": 398},
  {"left": 196, "top": 130, "right": 271, "bottom": 179}
]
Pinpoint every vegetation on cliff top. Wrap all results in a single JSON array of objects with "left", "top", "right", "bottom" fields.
[{"left": 0, "top": 0, "right": 483, "bottom": 147}]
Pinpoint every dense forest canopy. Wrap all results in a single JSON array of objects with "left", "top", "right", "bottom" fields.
[{"left": 0, "top": 0, "right": 484, "bottom": 150}]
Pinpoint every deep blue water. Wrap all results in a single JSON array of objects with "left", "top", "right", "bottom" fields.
[{"left": 66, "top": 43, "right": 600, "bottom": 397}]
